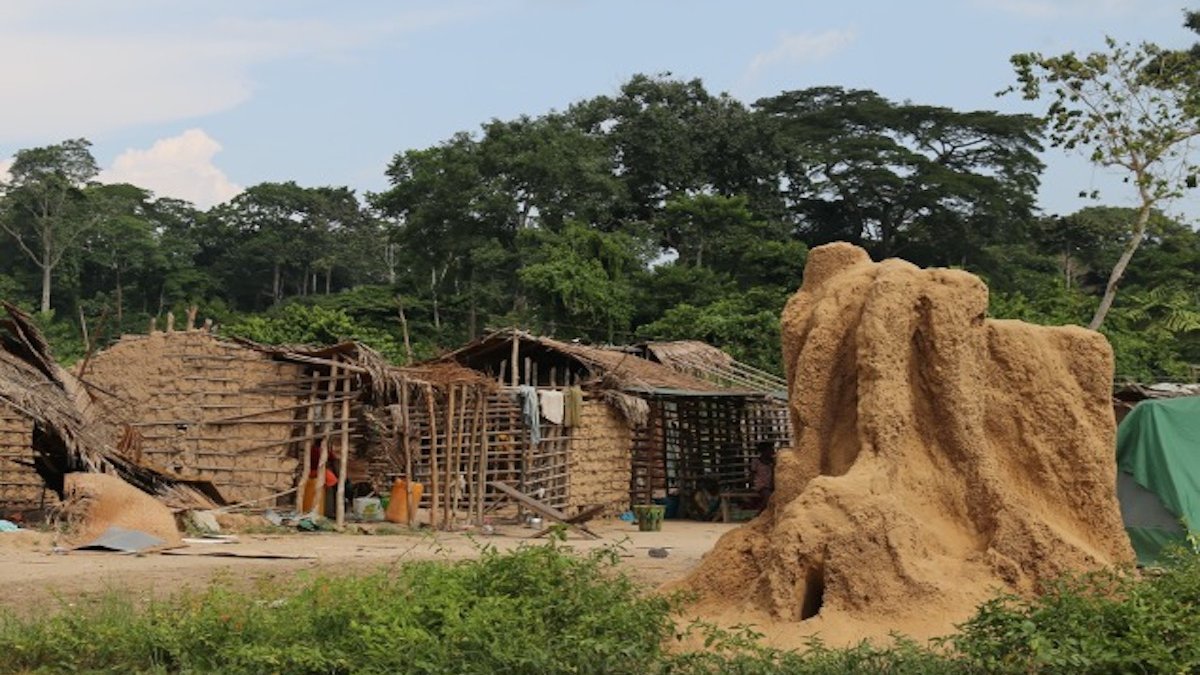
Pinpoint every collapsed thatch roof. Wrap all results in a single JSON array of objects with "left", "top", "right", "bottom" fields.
[
  {"left": 438, "top": 330, "right": 744, "bottom": 394},
  {"left": 0, "top": 303, "right": 219, "bottom": 509}
]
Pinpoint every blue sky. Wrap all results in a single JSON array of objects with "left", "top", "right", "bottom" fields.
[{"left": 0, "top": 0, "right": 1195, "bottom": 218}]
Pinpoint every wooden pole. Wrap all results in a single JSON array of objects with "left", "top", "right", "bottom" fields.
[
  {"left": 469, "top": 390, "right": 484, "bottom": 524},
  {"left": 444, "top": 384, "right": 457, "bottom": 528},
  {"left": 294, "top": 372, "right": 321, "bottom": 512},
  {"left": 401, "top": 384, "right": 414, "bottom": 528},
  {"left": 510, "top": 332, "right": 519, "bottom": 387},
  {"left": 335, "top": 371, "right": 352, "bottom": 529},
  {"left": 454, "top": 386, "right": 471, "bottom": 521},
  {"left": 313, "top": 363, "right": 338, "bottom": 519},
  {"left": 426, "top": 384, "right": 439, "bottom": 530},
  {"left": 478, "top": 394, "right": 489, "bottom": 524}
]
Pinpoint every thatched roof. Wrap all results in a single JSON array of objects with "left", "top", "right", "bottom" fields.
[
  {"left": 0, "top": 303, "right": 219, "bottom": 509},
  {"left": 231, "top": 336, "right": 492, "bottom": 396},
  {"left": 639, "top": 340, "right": 787, "bottom": 396},
  {"left": 438, "top": 330, "right": 742, "bottom": 394}
]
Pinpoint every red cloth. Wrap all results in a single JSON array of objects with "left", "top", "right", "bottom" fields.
[{"left": 308, "top": 445, "right": 339, "bottom": 484}]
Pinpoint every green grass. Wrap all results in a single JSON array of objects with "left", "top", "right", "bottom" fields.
[{"left": 5, "top": 543, "right": 1200, "bottom": 674}]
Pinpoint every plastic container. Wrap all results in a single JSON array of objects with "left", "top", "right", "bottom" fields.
[
  {"left": 632, "top": 504, "right": 665, "bottom": 532},
  {"left": 385, "top": 479, "right": 424, "bottom": 524},
  {"left": 353, "top": 497, "right": 384, "bottom": 521}
]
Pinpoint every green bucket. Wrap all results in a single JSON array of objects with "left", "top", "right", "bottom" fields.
[{"left": 632, "top": 504, "right": 665, "bottom": 532}]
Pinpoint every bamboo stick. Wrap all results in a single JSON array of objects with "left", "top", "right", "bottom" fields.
[
  {"left": 469, "top": 391, "right": 484, "bottom": 524},
  {"left": 456, "top": 388, "right": 469, "bottom": 524},
  {"left": 203, "top": 395, "right": 358, "bottom": 423},
  {"left": 426, "top": 384, "right": 439, "bottom": 530},
  {"left": 402, "top": 385, "right": 414, "bottom": 528},
  {"left": 442, "top": 385, "right": 454, "bottom": 528},
  {"left": 312, "top": 362, "right": 340, "bottom": 518},
  {"left": 478, "top": 394, "right": 488, "bottom": 524},
  {"left": 335, "top": 373, "right": 351, "bottom": 529},
  {"left": 294, "top": 372, "right": 321, "bottom": 512},
  {"left": 510, "top": 334, "right": 519, "bottom": 387}
]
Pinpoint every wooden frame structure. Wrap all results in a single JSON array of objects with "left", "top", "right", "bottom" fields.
[
  {"left": 441, "top": 329, "right": 793, "bottom": 517},
  {"left": 628, "top": 391, "right": 790, "bottom": 507}
]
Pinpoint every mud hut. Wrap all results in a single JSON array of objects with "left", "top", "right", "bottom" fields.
[
  {"left": 439, "top": 330, "right": 791, "bottom": 518},
  {"left": 0, "top": 303, "right": 216, "bottom": 516}
]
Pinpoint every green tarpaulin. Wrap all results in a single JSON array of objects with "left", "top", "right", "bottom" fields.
[{"left": 1116, "top": 396, "right": 1200, "bottom": 564}]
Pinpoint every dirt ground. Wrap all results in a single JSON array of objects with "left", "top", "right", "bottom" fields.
[{"left": 0, "top": 519, "right": 737, "bottom": 618}]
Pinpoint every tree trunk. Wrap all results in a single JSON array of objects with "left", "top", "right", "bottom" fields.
[
  {"left": 1088, "top": 201, "right": 1152, "bottom": 330},
  {"left": 325, "top": 267, "right": 332, "bottom": 294},
  {"left": 40, "top": 252, "right": 51, "bottom": 313},
  {"left": 397, "top": 295, "right": 414, "bottom": 366},
  {"left": 431, "top": 268, "right": 441, "bottom": 331},
  {"left": 468, "top": 288, "right": 477, "bottom": 339},
  {"left": 115, "top": 266, "right": 124, "bottom": 326},
  {"left": 272, "top": 263, "right": 282, "bottom": 304}
]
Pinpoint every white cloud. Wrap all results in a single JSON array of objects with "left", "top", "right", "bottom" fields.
[
  {"left": 976, "top": 0, "right": 1138, "bottom": 19},
  {"left": 744, "top": 28, "right": 858, "bottom": 82},
  {"left": 99, "top": 129, "right": 241, "bottom": 208},
  {"left": 0, "top": 158, "right": 11, "bottom": 185},
  {"left": 0, "top": 4, "right": 486, "bottom": 143}
]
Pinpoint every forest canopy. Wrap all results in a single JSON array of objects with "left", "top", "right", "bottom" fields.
[{"left": 2, "top": 71, "right": 1198, "bottom": 379}]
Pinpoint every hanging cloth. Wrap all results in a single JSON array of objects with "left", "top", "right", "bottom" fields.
[
  {"left": 564, "top": 386, "right": 584, "bottom": 428},
  {"left": 518, "top": 385, "right": 541, "bottom": 445},
  {"left": 539, "top": 389, "right": 565, "bottom": 425}
]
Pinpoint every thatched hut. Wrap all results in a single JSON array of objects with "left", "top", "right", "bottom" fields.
[{"left": 438, "top": 330, "right": 792, "bottom": 518}]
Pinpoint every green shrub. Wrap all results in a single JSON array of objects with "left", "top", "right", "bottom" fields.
[
  {"left": 946, "top": 549, "right": 1200, "bottom": 673},
  {"left": 9, "top": 545, "right": 1200, "bottom": 673},
  {"left": 0, "top": 543, "right": 676, "bottom": 674}
]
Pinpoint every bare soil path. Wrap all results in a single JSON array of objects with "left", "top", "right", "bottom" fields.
[{"left": 0, "top": 520, "right": 736, "bottom": 616}]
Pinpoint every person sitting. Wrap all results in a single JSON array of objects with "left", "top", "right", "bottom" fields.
[
  {"left": 689, "top": 477, "right": 722, "bottom": 522},
  {"left": 750, "top": 442, "right": 776, "bottom": 513}
]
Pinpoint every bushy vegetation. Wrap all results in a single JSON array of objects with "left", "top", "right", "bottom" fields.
[
  {"left": 0, "top": 543, "right": 674, "bottom": 674},
  {"left": 5, "top": 543, "right": 1200, "bottom": 673}
]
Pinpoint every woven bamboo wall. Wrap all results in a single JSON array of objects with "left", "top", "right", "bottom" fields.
[
  {"left": 568, "top": 398, "right": 632, "bottom": 515},
  {"left": 630, "top": 394, "right": 791, "bottom": 506},
  {"left": 370, "top": 385, "right": 574, "bottom": 527},
  {"left": 79, "top": 331, "right": 319, "bottom": 504}
]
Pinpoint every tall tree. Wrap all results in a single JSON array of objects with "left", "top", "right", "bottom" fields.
[
  {"left": 1010, "top": 37, "right": 1200, "bottom": 329},
  {"left": 80, "top": 183, "right": 158, "bottom": 326},
  {"left": 757, "top": 88, "right": 1043, "bottom": 263},
  {"left": 0, "top": 138, "right": 100, "bottom": 312}
]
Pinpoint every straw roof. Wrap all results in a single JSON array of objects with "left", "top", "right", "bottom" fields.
[
  {"left": 439, "top": 330, "right": 742, "bottom": 394},
  {"left": 639, "top": 340, "right": 787, "bottom": 396},
  {"left": 0, "top": 303, "right": 219, "bottom": 510},
  {"left": 230, "top": 336, "right": 492, "bottom": 397}
]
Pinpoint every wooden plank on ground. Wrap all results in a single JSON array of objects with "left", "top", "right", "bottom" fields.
[{"left": 487, "top": 481, "right": 600, "bottom": 540}]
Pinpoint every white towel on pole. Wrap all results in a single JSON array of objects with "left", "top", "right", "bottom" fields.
[{"left": 539, "top": 390, "right": 565, "bottom": 425}]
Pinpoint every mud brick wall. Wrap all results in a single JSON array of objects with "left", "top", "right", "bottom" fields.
[{"left": 568, "top": 398, "right": 632, "bottom": 515}]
